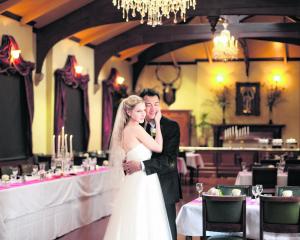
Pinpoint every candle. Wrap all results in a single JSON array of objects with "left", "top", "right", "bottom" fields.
[
  {"left": 57, "top": 135, "right": 61, "bottom": 156},
  {"left": 53, "top": 135, "right": 55, "bottom": 156},
  {"left": 61, "top": 126, "right": 65, "bottom": 149},
  {"left": 65, "top": 134, "right": 68, "bottom": 154},
  {"left": 70, "top": 135, "right": 73, "bottom": 156}
]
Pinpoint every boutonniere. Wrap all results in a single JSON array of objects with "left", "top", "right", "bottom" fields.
[{"left": 150, "top": 127, "right": 156, "bottom": 138}]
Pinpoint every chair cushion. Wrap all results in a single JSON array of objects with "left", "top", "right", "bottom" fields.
[{"left": 207, "top": 236, "right": 243, "bottom": 240}]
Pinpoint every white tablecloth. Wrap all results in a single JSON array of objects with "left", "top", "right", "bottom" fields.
[
  {"left": 0, "top": 169, "right": 116, "bottom": 240},
  {"left": 176, "top": 198, "right": 300, "bottom": 240},
  {"left": 235, "top": 171, "right": 287, "bottom": 186},
  {"left": 186, "top": 152, "right": 204, "bottom": 169},
  {"left": 177, "top": 157, "right": 188, "bottom": 175}
]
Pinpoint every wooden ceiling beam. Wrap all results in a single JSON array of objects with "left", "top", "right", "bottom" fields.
[
  {"left": 36, "top": 0, "right": 300, "bottom": 75},
  {"left": 0, "top": 0, "right": 22, "bottom": 14},
  {"left": 132, "top": 40, "right": 202, "bottom": 90},
  {"left": 21, "top": 0, "right": 72, "bottom": 24},
  {"left": 239, "top": 39, "right": 250, "bottom": 76},
  {"left": 94, "top": 22, "right": 300, "bottom": 84},
  {"left": 79, "top": 22, "right": 139, "bottom": 46}
]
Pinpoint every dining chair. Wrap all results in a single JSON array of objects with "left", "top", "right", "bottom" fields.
[
  {"left": 217, "top": 185, "right": 252, "bottom": 197},
  {"left": 284, "top": 159, "right": 300, "bottom": 172},
  {"left": 260, "top": 159, "right": 280, "bottom": 167},
  {"left": 276, "top": 186, "right": 300, "bottom": 197},
  {"left": 20, "top": 163, "right": 34, "bottom": 175},
  {"left": 287, "top": 167, "right": 300, "bottom": 186},
  {"left": 252, "top": 166, "right": 277, "bottom": 194},
  {"left": 202, "top": 194, "right": 246, "bottom": 240},
  {"left": 260, "top": 195, "right": 300, "bottom": 240},
  {"left": 0, "top": 166, "right": 13, "bottom": 176}
]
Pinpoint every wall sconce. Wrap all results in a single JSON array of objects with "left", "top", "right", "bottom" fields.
[
  {"left": 10, "top": 49, "right": 21, "bottom": 62},
  {"left": 75, "top": 65, "right": 83, "bottom": 75},
  {"left": 116, "top": 75, "right": 125, "bottom": 85},
  {"left": 216, "top": 74, "right": 225, "bottom": 84}
]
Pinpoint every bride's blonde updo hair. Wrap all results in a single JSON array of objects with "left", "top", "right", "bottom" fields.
[{"left": 111, "top": 95, "right": 144, "bottom": 143}]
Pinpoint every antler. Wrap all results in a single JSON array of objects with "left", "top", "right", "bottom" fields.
[{"left": 155, "top": 64, "right": 181, "bottom": 85}]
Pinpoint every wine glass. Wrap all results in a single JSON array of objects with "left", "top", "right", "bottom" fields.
[
  {"left": 196, "top": 182, "right": 204, "bottom": 198},
  {"left": 241, "top": 162, "right": 247, "bottom": 172},
  {"left": 11, "top": 167, "right": 18, "bottom": 182},
  {"left": 32, "top": 165, "right": 39, "bottom": 176},
  {"left": 256, "top": 184, "right": 263, "bottom": 197},
  {"left": 252, "top": 185, "right": 258, "bottom": 199}
]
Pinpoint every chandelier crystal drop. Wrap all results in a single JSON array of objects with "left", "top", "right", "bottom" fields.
[
  {"left": 213, "top": 22, "right": 238, "bottom": 61},
  {"left": 112, "top": 0, "right": 197, "bottom": 27}
]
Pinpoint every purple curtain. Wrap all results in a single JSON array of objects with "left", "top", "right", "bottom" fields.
[
  {"left": 101, "top": 69, "right": 116, "bottom": 150},
  {"left": 101, "top": 68, "right": 128, "bottom": 150},
  {"left": 0, "top": 35, "right": 35, "bottom": 155},
  {"left": 54, "top": 55, "right": 90, "bottom": 150}
]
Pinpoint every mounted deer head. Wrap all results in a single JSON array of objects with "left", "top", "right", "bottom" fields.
[{"left": 155, "top": 64, "right": 181, "bottom": 106}]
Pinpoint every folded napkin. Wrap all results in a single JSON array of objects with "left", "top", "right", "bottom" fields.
[
  {"left": 207, "top": 187, "right": 222, "bottom": 196},
  {"left": 282, "top": 190, "right": 293, "bottom": 197},
  {"left": 231, "top": 189, "right": 241, "bottom": 196}
]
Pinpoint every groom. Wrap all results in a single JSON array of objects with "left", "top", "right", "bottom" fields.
[{"left": 123, "top": 88, "right": 182, "bottom": 240}]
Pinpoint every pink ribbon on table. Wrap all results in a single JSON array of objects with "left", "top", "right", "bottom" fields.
[
  {"left": 0, "top": 167, "right": 109, "bottom": 191},
  {"left": 246, "top": 197, "right": 258, "bottom": 205},
  {"left": 190, "top": 198, "right": 202, "bottom": 204}
]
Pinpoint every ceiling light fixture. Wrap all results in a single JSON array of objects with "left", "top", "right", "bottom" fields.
[
  {"left": 213, "top": 20, "right": 238, "bottom": 61},
  {"left": 113, "top": 0, "right": 197, "bottom": 27}
]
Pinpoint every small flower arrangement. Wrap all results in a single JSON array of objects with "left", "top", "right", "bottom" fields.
[
  {"left": 215, "top": 86, "right": 231, "bottom": 108},
  {"left": 1, "top": 174, "right": 9, "bottom": 182},
  {"left": 267, "top": 87, "right": 283, "bottom": 110}
]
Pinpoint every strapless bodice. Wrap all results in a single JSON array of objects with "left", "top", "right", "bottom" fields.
[{"left": 126, "top": 143, "right": 151, "bottom": 162}]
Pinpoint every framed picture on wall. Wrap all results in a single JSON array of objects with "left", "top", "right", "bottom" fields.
[{"left": 236, "top": 82, "right": 260, "bottom": 116}]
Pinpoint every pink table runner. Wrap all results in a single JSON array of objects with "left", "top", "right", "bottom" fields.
[{"left": 0, "top": 167, "right": 109, "bottom": 190}]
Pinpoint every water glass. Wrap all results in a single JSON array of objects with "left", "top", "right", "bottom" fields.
[
  {"left": 12, "top": 167, "right": 19, "bottom": 177},
  {"left": 252, "top": 185, "right": 258, "bottom": 199},
  {"left": 256, "top": 184, "right": 263, "bottom": 197},
  {"left": 241, "top": 162, "right": 247, "bottom": 172},
  {"left": 196, "top": 182, "right": 204, "bottom": 197},
  {"left": 32, "top": 165, "right": 39, "bottom": 176}
]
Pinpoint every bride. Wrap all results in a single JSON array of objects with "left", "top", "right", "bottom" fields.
[{"left": 104, "top": 95, "right": 172, "bottom": 240}]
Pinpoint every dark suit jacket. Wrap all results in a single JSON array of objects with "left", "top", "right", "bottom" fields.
[{"left": 143, "top": 116, "right": 182, "bottom": 204}]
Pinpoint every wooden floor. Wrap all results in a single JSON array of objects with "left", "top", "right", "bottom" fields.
[{"left": 58, "top": 177, "right": 236, "bottom": 240}]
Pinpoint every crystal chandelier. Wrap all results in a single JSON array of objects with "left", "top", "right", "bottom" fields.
[
  {"left": 213, "top": 21, "right": 238, "bottom": 61},
  {"left": 112, "top": 0, "right": 197, "bottom": 27}
]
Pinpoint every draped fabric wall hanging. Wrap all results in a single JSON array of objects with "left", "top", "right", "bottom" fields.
[
  {"left": 101, "top": 68, "right": 128, "bottom": 150},
  {"left": 54, "top": 55, "right": 90, "bottom": 151},
  {"left": 0, "top": 35, "right": 35, "bottom": 157}
]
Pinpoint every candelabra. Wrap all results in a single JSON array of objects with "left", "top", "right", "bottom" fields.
[{"left": 52, "top": 126, "right": 74, "bottom": 173}]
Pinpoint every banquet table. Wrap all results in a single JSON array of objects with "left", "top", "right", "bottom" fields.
[
  {"left": 235, "top": 171, "right": 287, "bottom": 186},
  {"left": 177, "top": 157, "right": 188, "bottom": 175},
  {"left": 176, "top": 197, "right": 300, "bottom": 240},
  {"left": 0, "top": 167, "right": 116, "bottom": 240},
  {"left": 185, "top": 152, "right": 204, "bottom": 169}
]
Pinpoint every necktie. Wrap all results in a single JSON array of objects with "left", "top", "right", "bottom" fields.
[{"left": 145, "top": 123, "right": 151, "bottom": 135}]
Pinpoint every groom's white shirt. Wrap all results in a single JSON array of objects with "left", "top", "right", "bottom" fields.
[{"left": 140, "top": 121, "right": 156, "bottom": 171}]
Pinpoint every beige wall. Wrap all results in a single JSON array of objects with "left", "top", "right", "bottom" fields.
[
  {"left": 138, "top": 61, "right": 300, "bottom": 145},
  {"left": 0, "top": 15, "right": 132, "bottom": 154}
]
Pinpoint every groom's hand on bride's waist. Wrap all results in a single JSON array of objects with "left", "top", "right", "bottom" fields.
[{"left": 122, "top": 160, "right": 142, "bottom": 175}]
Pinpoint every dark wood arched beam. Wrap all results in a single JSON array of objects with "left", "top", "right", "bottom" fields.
[
  {"left": 35, "top": 0, "right": 124, "bottom": 73},
  {"left": 239, "top": 39, "right": 250, "bottom": 76},
  {"left": 35, "top": 0, "right": 300, "bottom": 74},
  {"left": 132, "top": 40, "right": 205, "bottom": 90},
  {"left": 94, "top": 23, "right": 300, "bottom": 84},
  {"left": 189, "top": 0, "right": 300, "bottom": 17},
  {"left": 250, "top": 37, "right": 300, "bottom": 46}
]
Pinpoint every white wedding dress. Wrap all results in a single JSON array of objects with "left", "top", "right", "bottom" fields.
[{"left": 103, "top": 143, "right": 172, "bottom": 240}]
